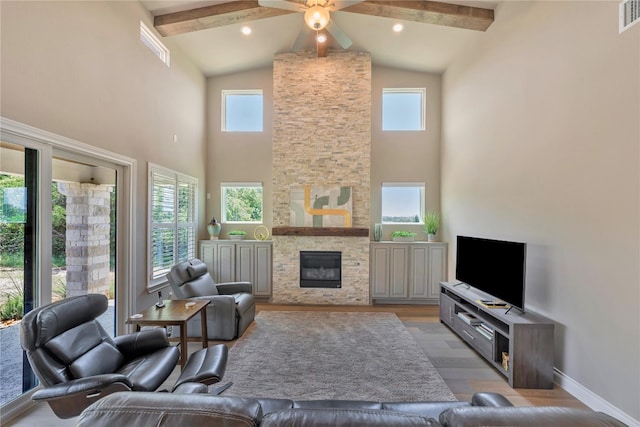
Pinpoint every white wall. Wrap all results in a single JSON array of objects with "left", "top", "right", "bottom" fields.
[
  {"left": 1, "top": 1, "right": 207, "bottom": 310},
  {"left": 442, "top": 1, "right": 639, "bottom": 421},
  {"left": 371, "top": 66, "right": 442, "bottom": 241}
]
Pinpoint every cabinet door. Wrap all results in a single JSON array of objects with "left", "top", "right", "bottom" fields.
[
  {"left": 216, "top": 242, "right": 236, "bottom": 283},
  {"left": 253, "top": 243, "right": 272, "bottom": 296},
  {"left": 389, "top": 246, "right": 409, "bottom": 298},
  {"left": 409, "top": 245, "right": 429, "bottom": 298},
  {"left": 439, "top": 291, "right": 455, "bottom": 327},
  {"left": 235, "top": 243, "right": 254, "bottom": 283},
  {"left": 427, "top": 245, "right": 447, "bottom": 299},
  {"left": 199, "top": 242, "right": 217, "bottom": 275},
  {"left": 370, "top": 245, "right": 390, "bottom": 297}
]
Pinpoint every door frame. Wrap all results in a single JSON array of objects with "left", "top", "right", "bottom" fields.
[{"left": 0, "top": 117, "right": 137, "bottom": 418}]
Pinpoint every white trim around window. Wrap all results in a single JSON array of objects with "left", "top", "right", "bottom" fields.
[{"left": 147, "top": 163, "right": 198, "bottom": 289}]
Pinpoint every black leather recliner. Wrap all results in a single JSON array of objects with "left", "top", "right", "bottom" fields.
[{"left": 20, "top": 294, "right": 180, "bottom": 419}]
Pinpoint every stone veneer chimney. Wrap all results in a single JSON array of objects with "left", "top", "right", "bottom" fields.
[{"left": 272, "top": 50, "right": 371, "bottom": 305}]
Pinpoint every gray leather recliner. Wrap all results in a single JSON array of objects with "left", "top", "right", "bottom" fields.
[{"left": 166, "top": 258, "right": 256, "bottom": 340}]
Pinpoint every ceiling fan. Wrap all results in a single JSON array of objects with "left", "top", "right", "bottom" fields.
[{"left": 257, "top": 0, "right": 364, "bottom": 51}]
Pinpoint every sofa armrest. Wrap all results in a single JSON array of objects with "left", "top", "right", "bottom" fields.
[
  {"left": 33, "top": 375, "right": 134, "bottom": 419},
  {"left": 216, "top": 282, "right": 253, "bottom": 295},
  {"left": 32, "top": 374, "right": 133, "bottom": 401},
  {"left": 114, "top": 328, "right": 170, "bottom": 359},
  {"left": 439, "top": 406, "right": 627, "bottom": 427},
  {"left": 470, "top": 392, "right": 513, "bottom": 407}
]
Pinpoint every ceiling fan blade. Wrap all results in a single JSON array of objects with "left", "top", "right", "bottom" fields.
[
  {"left": 258, "top": 0, "right": 306, "bottom": 13},
  {"left": 327, "top": 0, "right": 365, "bottom": 12},
  {"left": 291, "top": 27, "right": 312, "bottom": 51},
  {"left": 326, "top": 20, "right": 352, "bottom": 49}
]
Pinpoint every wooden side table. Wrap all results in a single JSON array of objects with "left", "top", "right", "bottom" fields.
[{"left": 127, "top": 299, "right": 209, "bottom": 369}]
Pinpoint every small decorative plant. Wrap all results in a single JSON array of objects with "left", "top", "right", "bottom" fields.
[
  {"left": 391, "top": 231, "right": 416, "bottom": 241},
  {"left": 424, "top": 212, "right": 440, "bottom": 241},
  {"left": 228, "top": 230, "right": 247, "bottom": 240},
  {"left": 391, "top": 231, "right": 416, "bottom": 238}
]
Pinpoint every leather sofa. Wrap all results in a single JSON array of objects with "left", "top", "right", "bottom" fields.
[
  {"left": 166, "top": 258, "right": 256, "bottom": 340},
  {"left": 77, "top": 390, "right": 627, "bottom": 426}
]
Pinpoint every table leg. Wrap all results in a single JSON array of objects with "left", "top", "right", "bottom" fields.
[
  {"left": 200, "top": 307, "right": 208, "bottom": 349},
  {"left": 180, "top": 323, "right": 187, "bottom": 369}
]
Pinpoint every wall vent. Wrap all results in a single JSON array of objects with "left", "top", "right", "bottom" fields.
[{"left": 620, "top": 0, "right": 640, "bottom": 33}]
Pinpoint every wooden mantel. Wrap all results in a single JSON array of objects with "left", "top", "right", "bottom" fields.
[{"left": 272, "top": 227, "right": 369, "bottom": 237}]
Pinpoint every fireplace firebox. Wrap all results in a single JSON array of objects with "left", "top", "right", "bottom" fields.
[{"left": 299, "top": 251, "right": 342, "bottom": 288}]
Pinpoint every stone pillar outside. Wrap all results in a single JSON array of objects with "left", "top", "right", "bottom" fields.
[{"left": 57, "top": 182, "right": 113, "bottom": 298}]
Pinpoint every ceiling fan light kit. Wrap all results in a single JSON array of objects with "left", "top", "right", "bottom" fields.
[{"left": 305, "top": 5, "right": 330, "bottom": 30}]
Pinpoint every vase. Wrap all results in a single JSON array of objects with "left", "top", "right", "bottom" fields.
[
  {"left": 374, "top": 224, "right": 383, "bottom": 242},
  {"left": 428, "top": 233, "right": 437, "bottom": 242},
  {"left": 207, "top": 217, "right": 221, "bottom": 240}
]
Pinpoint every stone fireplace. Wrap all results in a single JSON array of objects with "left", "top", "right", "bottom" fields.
[{"left": 272, "top": 50, "right": 371, "bottom": 305}]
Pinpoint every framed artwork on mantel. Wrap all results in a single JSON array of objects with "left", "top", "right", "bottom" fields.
[{"left": 290, "top": 185, "right": 353, "bottom": 228}]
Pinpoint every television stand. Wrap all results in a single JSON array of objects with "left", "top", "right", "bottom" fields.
[{"left": 439, "top": 281, "right": 554, "bottom": 389}]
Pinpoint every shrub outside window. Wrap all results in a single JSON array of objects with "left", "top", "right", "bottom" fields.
[
  {"left": 222, "top": 182, "right": 263, "bottom": 223},
  {"left": 148, "top": 164, "right": 197, "bottom": 288},
  {"left": 222, "top": 90, "right": 263, "bottom": 132},
  {"left": 382, "top": 88, "right": 426, "bottom": 131},
  {"left": 381, "top": 183, "right": 425, "bottom": 224}
]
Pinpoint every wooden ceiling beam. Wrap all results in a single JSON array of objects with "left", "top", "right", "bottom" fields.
[
  {"left": 340, "top": 0, "right": 494, "bottom": 32},
  {"left": 154, "top": 1, "right": 294, "bottom": 37}
]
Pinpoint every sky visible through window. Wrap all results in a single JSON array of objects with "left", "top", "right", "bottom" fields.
[
  {"left": 382, "top": 91, "right": 424, "bottom": 131},
  {"left": 224, "top": 93, "right": 263, "bottom": 132},
  {"left": 382, "top": 185, "right": 423, "bottom": 223}
]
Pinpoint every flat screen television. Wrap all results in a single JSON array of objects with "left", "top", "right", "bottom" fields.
[{"left": 456, "top": 235, "right": 527, "bottom": 312}]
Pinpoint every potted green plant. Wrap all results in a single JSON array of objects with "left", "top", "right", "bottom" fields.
[
  {"left": 391, "top": 230, "right": 416, "bottom": 242},
  {"left": 424, "top": 211, "right": 440, "bottom": 242},
  {"left": 228, "top": 230, "right": 247, "bottom": 240}
]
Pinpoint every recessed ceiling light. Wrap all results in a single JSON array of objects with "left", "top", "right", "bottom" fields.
[
  {"left": 393, "top": 23, "right": 404, "bottom": 32},
  {"left": 241, "top": 26, "right": 252, "bottom": 35},
  {"left": 316, "top": 33, "right": 327, "bottom": 43}
]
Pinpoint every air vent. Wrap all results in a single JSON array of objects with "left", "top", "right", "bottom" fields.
[{"left": 620, "top": 0, "right": 640, "bottom": 33}]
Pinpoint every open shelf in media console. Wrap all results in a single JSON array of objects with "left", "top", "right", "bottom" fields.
[{"left": 439, "top": 281, "right": 555, "bottom": 389}]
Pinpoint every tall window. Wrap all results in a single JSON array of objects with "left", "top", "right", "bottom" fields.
[
  {"left": 381, "top": 182, "right": 425, "bottom": 224},
  {"left": 382, "top": 88, "right": 426, "bottom": 131},
  {"left": 149, "top": 164, "right": 197, "bottom": 288},
  {"left": 222, "top": 90, "right": 263, "bottom": 132},
  {"left": 221, "top": 182, "right": 263, "bottom": 223}
]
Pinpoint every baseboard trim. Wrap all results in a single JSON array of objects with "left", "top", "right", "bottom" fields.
[{"left": 554, "top": 368, "right": 639, "bottom": 426}]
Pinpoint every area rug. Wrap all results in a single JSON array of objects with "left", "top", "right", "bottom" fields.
[{"left": 221, "top": 311, "right": 456, "bottom": 401}]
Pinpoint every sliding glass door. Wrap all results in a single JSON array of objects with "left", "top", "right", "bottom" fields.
[{"left": 0, "top": 120, "right": 134, "bottom": 418}]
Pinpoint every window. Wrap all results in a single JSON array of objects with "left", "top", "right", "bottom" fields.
[
  {"left": 140, "top": 21, "right": 170, "bottom": 67},
  {"left": 381, "top": 182, "right": 425, "bottom": 224},
  {"left": 148, "top": 164, "right": 197, "bottom": 287},
  {"left": 222, "top": 90, "right": 263, "bottom": 132},
  {"left": 382, "top": 88, "right": 426, "bottom": 131},
  {"left": 221, "top": 182, "right": 263, "bottom": 223}
]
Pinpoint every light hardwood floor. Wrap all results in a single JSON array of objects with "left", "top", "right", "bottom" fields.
[{"left": 4, "top": 303, "right": 587, "bottom": 426}]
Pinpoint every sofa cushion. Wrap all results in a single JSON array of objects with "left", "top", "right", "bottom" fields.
[
  {"left": 262, "top": 408, "right": 440, "bottom": 426},
  {"left": 77, "top": 392, "right": 263, "bottom": 427},
  {"left": 439, "top": 406, "right": 628, "bottom": 427},
  {"left": 384, "top": 401, "right": 469, "bottom": 420}
]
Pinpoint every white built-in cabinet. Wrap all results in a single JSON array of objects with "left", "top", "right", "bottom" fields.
[
  {"left": 370, "top": 242, "right": 447, "bottom": 303},
  {"left": 199, "top": 240, "right": 272, "bottom": 297}
]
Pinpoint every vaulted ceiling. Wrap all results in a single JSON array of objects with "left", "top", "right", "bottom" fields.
[{"left": 141, "top": 0, "right": 498, "bottom": 76}]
